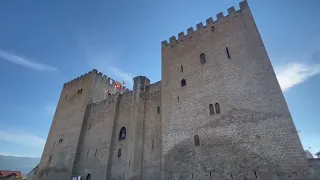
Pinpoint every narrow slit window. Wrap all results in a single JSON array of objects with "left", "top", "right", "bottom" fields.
[
  {"left": 209, "top": 104, "right": 215, "bottom": 115},
  {"left": 215, "top": 103, "right": 221, "bottom": 114},
  {"left": 181, "top": 79, "right": 186, "bottom": 87},
  {"left": 200, "top": 53, "right": 206, "bottom": 64},
  {"left": 152, "top": 139, "right": 155, "bottom": 150},
  {"left": 194, "top": 135, "right": 200, "bottom": 146},
  {"left": 53, "top": 142, "right": 55, "bottom": 147},
  {"left": 254, "top": 170, "right": 257, "bottom": 178},
  {"left": 157, "top": 106, "right": 160, "bottom": 114},
  {"left": 94, "top": 149, "right": 97, "bottom": 157},
  {"left": 226, "top": 47, "right": 231, "bottom": 59},
  {"left": 87, "top": 150, "right": 89, "bottom": 157},
  {"left": 177, "top": 96, "right": 179, "bottom": 102},
  {"left": 181, "top": 65, "right": 183, "bottom": 72},
  {"left": 118, "top": 148, "right": 122, "bottom": 157},
  {"left": 212, "top": 26, "right": 215, "bottom": 31},
  {"left": 89, "top": 124, "right": 91, "bottom": 129},
  {"left": 48, "top": 156, "right": 52, "bottom": 163}
]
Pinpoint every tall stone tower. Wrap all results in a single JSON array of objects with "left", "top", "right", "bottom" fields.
[
  {"left": 36, "top": 70, "right": 128, "bottom": 180},
  {"left": 161, "top": 1, "right": 310, "bottom": 179}
]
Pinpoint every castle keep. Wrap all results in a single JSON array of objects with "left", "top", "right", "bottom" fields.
[{"left": 35, "top": 1, "right": 312, "bottom": 180}]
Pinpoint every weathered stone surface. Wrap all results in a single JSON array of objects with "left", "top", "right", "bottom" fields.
[{"left": 35, "top": 1, "right": 313, "bottom": 180}]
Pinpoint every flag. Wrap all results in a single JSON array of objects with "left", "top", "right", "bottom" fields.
[{"left": 115, "top": 82, "right": 121, "bottom": 90}]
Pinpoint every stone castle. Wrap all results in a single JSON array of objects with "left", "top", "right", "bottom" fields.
[{"left": 33, "top": 1, "right": 312, "bottom": 180}]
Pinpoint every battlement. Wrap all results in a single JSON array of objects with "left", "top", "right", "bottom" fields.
[
  {"left": 89, "top": 90, "right": 133, "bottom": 109},
  {"left": 89, "top": 92, "right": 121, "bottom": 108},
  {"left": 63, "top": 69, "right": 129, "bottom": 92},
  {"left": 161, "top": 0, "right": 249, "bottom": 48}
]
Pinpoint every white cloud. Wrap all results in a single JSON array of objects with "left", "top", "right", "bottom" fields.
[
  {"left": 0, "top": 131, "right": 45, "bottom": 148},
  {"left": 275, "top": 63, "right": 320, "bottom": 92},
  {"left": 0, "top": 151, "right": 40, "bottom": 158},
  {"left": 110, "top": 67, "right": 134, "bottom": 84},
  {"left": 0, "top": 48, "right": 57, "bottom": 71}
]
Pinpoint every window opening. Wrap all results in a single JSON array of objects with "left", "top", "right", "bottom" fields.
[
  {"left": 119, "top": 127, "right": 126, "bottom": 140},
  {"left": 200, "top": 53, "right": 206, "bottom": 64},
  {"left": 118, "top": 148, "right": 122, "bottom": 157},
  {"left": 209, "top": 104, "right": 214, "bottom": 115},
  {"left": 215, "top": 103, "right": 221, "bottom": 114},
  {"left": 181, "top": 79, "right": 186, "bottom": 87},
  {"left": 194, "top": 135, "right": 200, "bottom": 146}
]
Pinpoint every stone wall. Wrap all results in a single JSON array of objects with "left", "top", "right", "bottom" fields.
[
  {"left": 70, "top": 77, "right": 162, "bottom": 180},
  {"left": 27, "top": 165, "right": 38, "bottom": 180},
  {"left": 308, "top": 158, "right": 320, "bottom": 180},
  {"left": 37, "top": 1, "right": 312, "bottom": 180},
  {"left": 161, "top": 1, "right": 310, "bottom": 179},
  {"left": 36, "top": 71, "right": 95, "bottom": 180},
  {"left": 142, "top": 81, "right": 162, "bottom": 180}
]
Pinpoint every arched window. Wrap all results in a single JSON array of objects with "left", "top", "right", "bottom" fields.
[
  {"left": 209, "top": 104, "right": 214, "bottom": 115},
  {"left": 200, "top": 53, "right": 206, "bottom": 64},
  {"left": 194, "top": 135, "right": 200, "bottom": 146},
  {"left": 181, "top": 65, "right": 183, "bottom": 72},
  {"left": 119, "top": 127, "right": 126, "bottom": 140},
  {"left": 215, "top": 103, "right": 221, "bottom": 114},
  {"left": 118, "top": 148, "right": 122, "bottom": 157},
  {"left": 181, "top": 79, "right": 186, "bottom": 87},
  {"left": 86, "top": 174, "right": 91, "bottom": 180},
  {"left": 157, "top": 106, "right": 160, "bottom": 114}
]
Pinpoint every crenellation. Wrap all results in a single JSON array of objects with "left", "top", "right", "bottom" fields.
[
  {"left": 161, "top": 40, "right": 168, "bottom": 47},
  {"left": 169, "top": 36, "right": 177, "bottom": 44},
  {"left": 162, "top": 1, "right": 249, "bottom": 48},
  {"left": 228, "top": 6, "right": 236, "bottom": 14},
  {"left": 206, "top": 17, "right": 214, "bottom": 25},
  {"left": 178, "top": 32, "right": 185, "bottom": 39},
  {"left": 239, "top": 0, "right": 249, "bottom": 9},
  {"left": 63, "top": 70, "right": 95, "bottom": 88},
  {"left": 196, "top": 22, "right": 204, "bottom": 30},
  {"left": 91, "top": 69, "right": 98, "bottom": 74},
  {"left": 216, "top": 12, "right": 224, "bottom": 20}
]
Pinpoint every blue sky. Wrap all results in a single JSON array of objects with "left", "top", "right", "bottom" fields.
[{"left": 0, "top": 0, "right": 319, "bottom": 158}]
